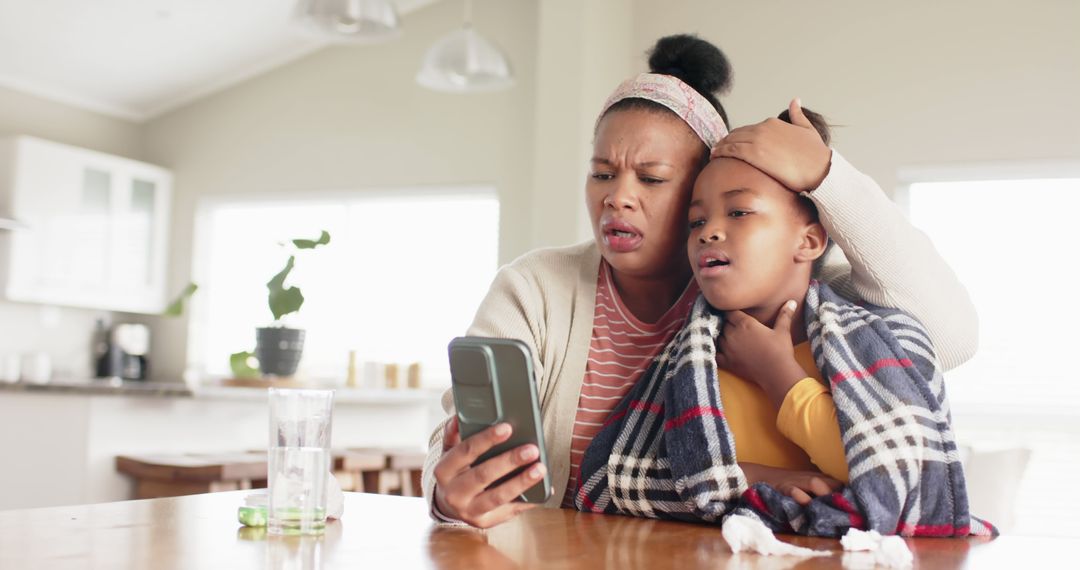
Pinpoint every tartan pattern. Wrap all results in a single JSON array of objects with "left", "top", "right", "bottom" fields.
[{"left": 573, "top": 281, "right": 997, "bottom": 537}]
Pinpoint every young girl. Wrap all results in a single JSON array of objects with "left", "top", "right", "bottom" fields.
[{"left": 689, "top": 107, "right": 850, "bottom": 497}]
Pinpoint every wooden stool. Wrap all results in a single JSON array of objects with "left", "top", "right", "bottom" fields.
[
  {"left": 334, "top": 449, "right": 387, "bottom": 493},
  {"left": 388, "top": 449, "right": 426, "bottom": 497},
  {"left": 116, "top": 452, "right": 268, "bottom": 499},
  {"left": 347, "top": 447, "right": 426, "bottom": 497}
]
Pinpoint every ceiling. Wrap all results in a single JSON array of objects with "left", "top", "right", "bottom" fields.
[{"left": 0, "top": 0, "right": 435, "bottom": 122}]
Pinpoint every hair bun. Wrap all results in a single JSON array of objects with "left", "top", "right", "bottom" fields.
[{"left": 647, "top": 34, "right": 733, "bottom": 96}]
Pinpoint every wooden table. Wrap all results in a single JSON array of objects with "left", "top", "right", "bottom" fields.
[{"left": 0, "top": 491, "right": 1074, "bottom": 569}]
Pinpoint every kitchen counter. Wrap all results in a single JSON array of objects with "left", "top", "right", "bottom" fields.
[
  {"left": 0, "top": 380, "right": 444, "bottom": 511},
  {"left": 0, "top": 378, "right": 444, "bottom": 404},
  {"left": 0, "top": 378, "right": 192, "bottom": 397}
]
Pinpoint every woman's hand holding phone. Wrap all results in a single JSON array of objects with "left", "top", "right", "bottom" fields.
[{"left": 432, "top": 417, "right": 548, "bottom": 529}]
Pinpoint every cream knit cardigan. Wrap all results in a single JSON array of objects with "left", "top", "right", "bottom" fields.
[{"left": 422, "top": 152, "right": 978, "bottom": 513}]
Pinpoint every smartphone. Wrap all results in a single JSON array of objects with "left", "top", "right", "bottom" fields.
[{"left": 448, "top": 336, "right": 551, "bottom": 504}]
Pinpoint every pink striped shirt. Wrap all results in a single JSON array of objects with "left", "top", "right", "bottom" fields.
[{"left": 562, "top": 261, "right": 699, "bottom": 506}]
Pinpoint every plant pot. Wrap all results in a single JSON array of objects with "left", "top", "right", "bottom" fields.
[{"left": 255, "top": 327, "right": 306, "bottom": 377}]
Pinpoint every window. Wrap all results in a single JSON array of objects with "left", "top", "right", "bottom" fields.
[
  {"left": 903, "top": 169, "right": 1080, "bottom": 537},
  {"left": 189, "top": 188, "right": 499, "bottom": 388}
]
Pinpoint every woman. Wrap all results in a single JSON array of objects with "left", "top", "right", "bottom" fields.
[{"left": 423, "top": 35, "right": 977, "bottom": 528}]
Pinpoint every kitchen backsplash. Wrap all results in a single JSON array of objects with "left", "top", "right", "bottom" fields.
[{"left": 0, "top": 300, "right": 111, "bottom": 381}]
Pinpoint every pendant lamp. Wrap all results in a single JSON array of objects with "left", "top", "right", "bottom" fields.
[
  {"left": 416, "top": 0, "right": 514, "bottom": 93},
  {"left": 295, "top": 0, "right": 401, "bottom": 44}
]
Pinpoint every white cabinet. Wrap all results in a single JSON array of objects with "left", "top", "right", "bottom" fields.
[{"left": 0, "top": 136, "right": 172, "bottom": 313}]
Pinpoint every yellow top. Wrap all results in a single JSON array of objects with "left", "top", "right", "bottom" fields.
[{"left": 717, "top": 342, "right": 849, "bottom": 482}]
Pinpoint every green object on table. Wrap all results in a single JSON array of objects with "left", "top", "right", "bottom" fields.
[
  {"left": 238, "top": 492, "right": 268, "bottom": 527},
  {"left": 238, "top": 504, "right": 268, "bottom": 527}
]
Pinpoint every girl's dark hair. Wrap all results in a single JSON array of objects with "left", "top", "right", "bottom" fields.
[
  {"left": 778, "top": 106, "right": 832, "bottom": 225},
  {"left": 778, "top": 106, "right": 835, "bottom": 270},
  {"left": 603, "top": 34, "right": 734, "bottom": 131},
  {"left": 778, "top": 107, "right": 831, "bottom": 146}
]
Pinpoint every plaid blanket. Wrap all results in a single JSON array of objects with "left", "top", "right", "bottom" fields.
[{"left": 573, "top": 281, "right": 996, "bottom": 537}]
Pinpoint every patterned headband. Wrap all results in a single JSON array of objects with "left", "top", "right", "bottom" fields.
[{"left": 597, "top": 73, "right": 729, "bottom": 148}]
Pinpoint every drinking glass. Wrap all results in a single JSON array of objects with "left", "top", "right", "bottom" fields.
[{"left": 268, "top": 388, "right": 334, "bottom": 535}]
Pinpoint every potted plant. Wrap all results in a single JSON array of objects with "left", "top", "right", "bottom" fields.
[{"left": 252, "top": 230, "right": 331, "bottom": 377}]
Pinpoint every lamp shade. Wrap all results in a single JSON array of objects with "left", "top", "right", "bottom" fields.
[
  {"left": 416, "top": 26, "right": 514, "bottom": 93},
  {"left": 295, "top": 0, "right": 401, "bottom": 44}
]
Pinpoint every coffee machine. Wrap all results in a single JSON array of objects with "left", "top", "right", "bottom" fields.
[{"left": 94, "top": 322, "right": 150, "bottom": 381}]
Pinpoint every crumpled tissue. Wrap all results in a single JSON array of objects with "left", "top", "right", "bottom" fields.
[
  {"left": 721, "top": 515, "right": 914, "bottom": 568},
  {"left": 840, "top": 528, "right": 913, "bottom": 569},
  {"left": 326, "top": 472, "right": 344, "bottom": 520},
  {"left": 721, "top": 515, "right": 831, "bottom": 557}
]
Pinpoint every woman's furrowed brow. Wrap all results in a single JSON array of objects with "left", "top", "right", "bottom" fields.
[
  {"left": 590, "top": 157, "right": 674, "bottom": 169},
  {"left": 636, "top": 160, "right": 674, "bottom": 169}
]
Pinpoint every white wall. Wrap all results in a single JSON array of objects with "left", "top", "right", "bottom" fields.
[
  {"left": 0, "top": 86, "right": 145, "bottom": 159},
  {"left": 631, "top": 0, "right": 1080, "bottom": 194},
  {"left": 140, "top": 0, "right": 538, "bottom": 381},
  {"left": 529, "top": 0, "right": 634, "bottom": 248},
  {"left": 0, "top": 86, "right": 145, "bottom": 380}
]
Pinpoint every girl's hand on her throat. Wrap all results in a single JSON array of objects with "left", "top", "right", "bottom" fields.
[
  {"left": 710, "top": 98, "right": 832, "bottom": 193},
  {"left": 716, "top": 301, "right": 809, "bottom": 409}
]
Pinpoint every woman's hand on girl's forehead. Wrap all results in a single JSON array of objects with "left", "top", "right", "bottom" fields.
[{"left": 711, "top": 99, "right": 832, "bottom": 193}]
